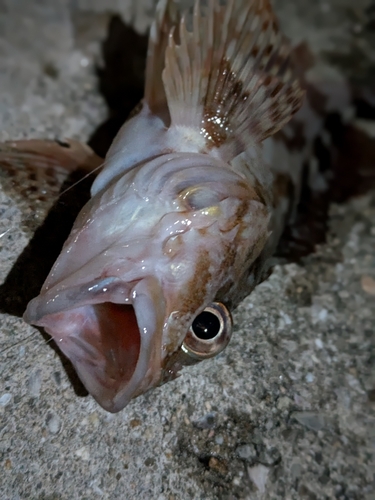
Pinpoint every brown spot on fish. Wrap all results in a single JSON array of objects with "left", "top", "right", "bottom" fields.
[
  {"left": 277, "top": 121, "right": 307, "bottom": 151},
  {"left": 263, "top": 74, "right": 273, "bottom": 87},
  {"left": 305, "top": 84, "right": 329, "bottom": 116},
  {"left": 252, "top": 45, "right": 260, "bottom": 58},
  {"left": 272, "top": 172, "right": 294, "bottom": 208},
  {"left": 253, "top": 177, "right": 270, "bottom": 207},
  {"left": 201, "top": 60, "right": 250, "bottom": 149},
  {"left": 271, "top": 82, "right": 284, "bottom": 98},
  {"left": 291, "top": 41, "right": 316, "bottom": 74},
  {"left": 163, "top": 249, "right": 214, "bottom": 357},
  {"left": 202, "top": 108, "right": 229, "bottom": 148},
  {"left": 179, "top": 250, "right": 212, "bottom": 317}
]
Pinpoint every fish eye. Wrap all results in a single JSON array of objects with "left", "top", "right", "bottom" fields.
[{"left": 182, "top": 302, "right": 232, "bottom": 360}]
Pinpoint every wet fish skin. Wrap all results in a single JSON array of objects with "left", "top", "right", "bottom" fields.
[{"left": 7, "top": 0, "right": 305, "bottom": 412}]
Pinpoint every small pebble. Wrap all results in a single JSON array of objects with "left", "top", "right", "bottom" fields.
[
  {"left": 27, "top": 370, "right": 42, "bottom": 397},
  {"left": 291, "top": 462, "right": 303, "bottom": 480},
  {"left": 247, "top": 464, "right": 269, "bottom": 493},
  {"left": 215, "top": 434, "right": 224, "bottom": 445},
  {"left": 318, "top": 309, "right": 328, "bottom": 321},
  {"left": 277, "top": 396, "right": 292, "bottom": 410},
  {"left": 193, "top": 412, "right": 218, "bottom": 430},
  {"left": 292, "top": 412, "right": 328, "bottom": 431},
  {"left": 305, "top": 373, "right": 315, "bottom": 383},
  {"left": 208, "top": 456, "right": 228, "bottom": 475},
  {"left": 236, "top": 444, "right": 257, "bottom": 461},
  {"left": 0, "top": 393, "right": 12, "bottom": 407},
  {"left": 258, "top": 446, "right": 281, "bottom": 466},
  {"left": 346, "top": 374, "right": 364, "bottom": 394},
  {"left": 75, "top": 446, "right": 90, "bottom": 461},
  {"left": 361, "top": 276, "right": 375, "bottom": 296},
  {"left": 53, "top": 371, "right": 61, "bottom": 386},
  {"left": 88, "top": 412, "right": 100, "bottom": 428},
  {"left": 232, "top": 476, "right": 242, "bottom": 486},
  {"left": 314, "top": 338, "right": 324, "bottom": 349},
  {"left": 46, "top": 412, "right": 61, "bottom": 435},
  {"left": 129, "top": 418, "right": 142, "bottom": 428}
]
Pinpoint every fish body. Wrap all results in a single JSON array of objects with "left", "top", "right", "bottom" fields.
[{"left": 5, "top": 0, "right": 308, "bottom": 412}]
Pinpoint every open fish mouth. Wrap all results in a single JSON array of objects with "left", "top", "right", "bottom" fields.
[{"left": 24, "top": 277, "right": 165, "bottom": 413}]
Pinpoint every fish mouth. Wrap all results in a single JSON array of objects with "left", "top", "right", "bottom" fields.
[{"left": 24, "top": 277, "right": 165, "bottom": 412}]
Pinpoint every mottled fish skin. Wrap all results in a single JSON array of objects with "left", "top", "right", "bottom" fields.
[
  {"left": 263, "top": 42, "right": 358, "bottom": 264},
  {"left": 15, "top": 0, "right": 306, "bottom": 412}
]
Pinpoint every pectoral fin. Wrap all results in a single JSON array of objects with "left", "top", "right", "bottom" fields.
[{"left": 0, "top": 139, "right": 103, "bottom": 217}]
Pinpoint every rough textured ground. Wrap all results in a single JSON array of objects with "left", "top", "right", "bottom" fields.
[{"left": 1, "top": 1, "right": 375, "bottom": 499}]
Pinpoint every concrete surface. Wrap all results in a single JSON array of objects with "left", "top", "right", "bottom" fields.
[{"left": 1, "top": 1, "right": 374, "bottom": 499}]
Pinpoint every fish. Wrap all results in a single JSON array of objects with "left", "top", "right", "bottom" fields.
[{"left": 1, "top": 0, "right": 357, "bottom": 413}]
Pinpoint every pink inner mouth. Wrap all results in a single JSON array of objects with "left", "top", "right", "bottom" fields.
[
  {"left": 38, "top": 302, "right": 142, "bottom": 412},
  {"left": 70, "top": 303, "right": 141, "bottom": 384},
  {"left": 25, "top": 277, "right": 164, "bottom": 412}
]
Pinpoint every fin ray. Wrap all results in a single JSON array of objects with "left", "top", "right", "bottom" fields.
[{"left": 144, "top": 0, "right": 178, "bottom": 119}]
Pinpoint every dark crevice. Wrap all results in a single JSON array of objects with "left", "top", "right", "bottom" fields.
[
  {"left": 88, "top": 15, "right": 148, "bottom": 158},
  {"left": 275, "top": 109, "right": 375, "bottom": 261}
]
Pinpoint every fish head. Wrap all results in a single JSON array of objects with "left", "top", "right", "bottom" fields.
[{"left": 24, "top": 152, "right": 270, "bottom": 412}]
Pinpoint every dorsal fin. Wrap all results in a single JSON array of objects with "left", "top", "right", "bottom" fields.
[{"left": 145, "top": 0, "right": 304, "bottom": 158}]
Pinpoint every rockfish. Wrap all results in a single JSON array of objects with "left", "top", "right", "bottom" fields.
[{"left": 1, "top": 0, "right": 308, "bottom": 412}]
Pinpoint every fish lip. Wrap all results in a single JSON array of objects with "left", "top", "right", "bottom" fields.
[
  {"left": 103, "top": 277, "right": 165, "bottom": 412},
  {"left": 23, "top": 276, "right": 134, "bottom": 324},
  {"left": 23, "top": 276, "right": 165, "bottom": 413}
]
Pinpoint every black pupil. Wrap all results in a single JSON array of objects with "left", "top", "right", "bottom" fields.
[{"left": 192, "top": 311, "right": 221, "bottom": 340}]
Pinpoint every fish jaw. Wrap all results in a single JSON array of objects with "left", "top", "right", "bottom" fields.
[{"left": 24, "top": 277, "right": 165, "bottom": 413}]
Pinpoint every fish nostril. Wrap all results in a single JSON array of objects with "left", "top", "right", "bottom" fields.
[
  {"left": 182, "top": 303, "right": 232, "bottom": 360},
  {"left": 191, "top": 310, "right": 221, "bottom": 340}
]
